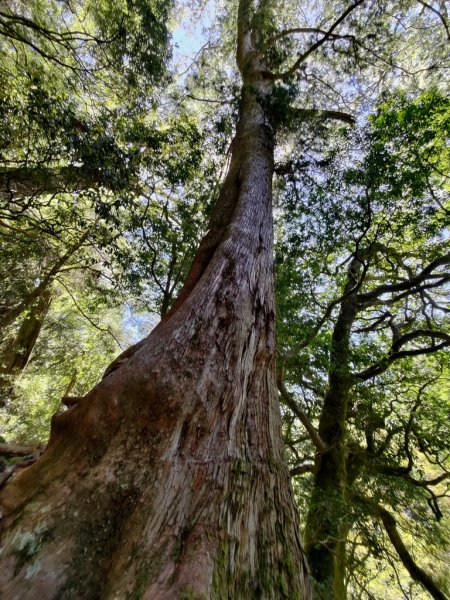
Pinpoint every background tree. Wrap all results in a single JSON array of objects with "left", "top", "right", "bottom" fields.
[
  {"left": 276, "top": 91, "right": 449, "bottom": 599},
  {"left": 0, "top": 0, "right": 211, "bottom": 410}
]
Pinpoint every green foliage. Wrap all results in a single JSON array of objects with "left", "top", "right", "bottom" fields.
[
  {"left": 0, "top": 281, "right": 124, "bottom": 443},
  {"left": 353, "top": 89, "right": 450, "bottom": 222},
  {"left": 0, "top": 0, "right": 218, "bottom": 448},
  {"left": 0, "top": 0, "right": 172, "bottom": 90},
  {"left": 87, "top": 0, "right": 172, "bottom": 86}
]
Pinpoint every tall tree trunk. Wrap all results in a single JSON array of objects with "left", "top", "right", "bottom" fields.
[
  {"left": 0, "top": 289, "right": 52, "bottom": 406},
  {"left": 0, "top": 232, "right": 88, "bottom": 334},
  {"left": 0, "top": 14, "right": 311, "bottom": 598},
  {"left": 304, "top": 257, "right": 361, "bottom": 600}
]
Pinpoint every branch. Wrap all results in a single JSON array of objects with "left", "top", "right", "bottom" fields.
[
  {"left": 0, "top": 165, "right": 103, "bottom": 200},
  {"left": 417, "top": 0, "right": 450, "bottom": 40},
  {"left": 185, "top": 93, "right": 234, "bottom": 105},
  {"left": 354, "top": 494, "right": 449, "bottom": 600},
  {"left": 357, "top": 253, "right": 450, "bottom": 307},
  {"left": 0, "top": 19, "right": 85, "bottom": 73},
  {"left": 0, "top": 442, "right": 42, "bottom": 457},
  {"left": 277, "top": 373, "right": 326, "bottom": 453},
  {"left": 354, "top": 311, "right": 392, "bottom": 333},
  {"left": 274, "top": 0, "right": 366, "bottom": 78},
  {"left": 272, "top": 27, "right": 356, "bottom": 43},
  {"left": 56, "top": 278, "right": 124, "bottom": 350},
  {"left": 408, "top": 472, "right": 449, "bottom": 487},
  {"left": 290, "top": 462, "right": 315, "bottom": 476},
  {"left": 290, "top": 107, "right": 355, "bottom": 125},
  {"left": 355, "top": 330, "right": 450, "bottom": 381},
  {"left": 0, "top": 10, "right": 116, "bottom": 44},
  {"left": 0, "top": 219, "right": 40, "bottom": 239},
  {"left": 364, "top": 277, "right": 450, "bottom": 309},
  {"left": 282, "top": 293, "right": 349, "bottom": 360},
  {"left": 393, "top": 329, "right": 450, "bottom": 352},
  {"left": 283, "top": 248, "right": 371, "bottom": 361}
]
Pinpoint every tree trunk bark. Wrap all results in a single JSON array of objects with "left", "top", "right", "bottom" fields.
[
  {"left": 304, "top": 258, "right": 361, "bottom": 600},
  {"left": 0, "top": 48, "right": 311, "bottom": 600},
  {"left": 0, "top": 289, "right": 52, "bottom": 405}
]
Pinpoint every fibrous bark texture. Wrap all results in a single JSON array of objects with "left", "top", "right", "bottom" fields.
[{"left": 0, "top": 82, "right": 311, "bottom": 599}]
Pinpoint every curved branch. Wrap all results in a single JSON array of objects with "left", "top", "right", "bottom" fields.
[
  {"left": 56, "top": 279, "right": 124, "bottom": 350},
  {"left": 417, "top": 0, "right": 450, "bottom": 40},
  {"left": 409, "top": 472, "right": 449, "bottom": 487},
  {"left": 392, "top": 330, "right": 450, "bottom": 353},
  {"left": 354, "top": 495, "right": 448, "bottom": 600},
  {"left": 290, "top": 463, "right": 314, "bottom": 476},
  {"left": 289, "top": 107, "right": 355, "bottom": 125},
  {"left": 0, "top": 10, "right": 116, "bottom": 44},
  {"left": 272, "top": 27, "right": 356, "bottom": 43},
  {"left": 277, "top": 373, "right": 326, "bottom": 453},
  {"left": 357, "top": 253, "right": 450, "bottom": 307},
  {"left": 355, "top": 330, "right": 450, "bottom": 381}
]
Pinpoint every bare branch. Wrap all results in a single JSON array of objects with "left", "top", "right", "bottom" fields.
[
  {"left": 272, "top": 27, "right": 356, "bottom": 43},
  {"left": 357, "top": 252, "right": 450, "bottom": 307},
  {"left": 417, "top": 0, "right": 450, "bottom": 40},
  {"left": 355, "top": 330, "right": 450, "bottom": 381},
  {"left": 409, "top": 472, "right": 450, "bottom": 488},
  {"left": 290, "top": 463, "right": 315, "bottom": 476},
  {"left": 185, "top": 93, "right": 234, "bottom": 105},
  {"left": 290, "top": 107, "right": 355, "bottom": 125},
  {"left": 274, "top": 0, "right": 366, "bottom": 78}
]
